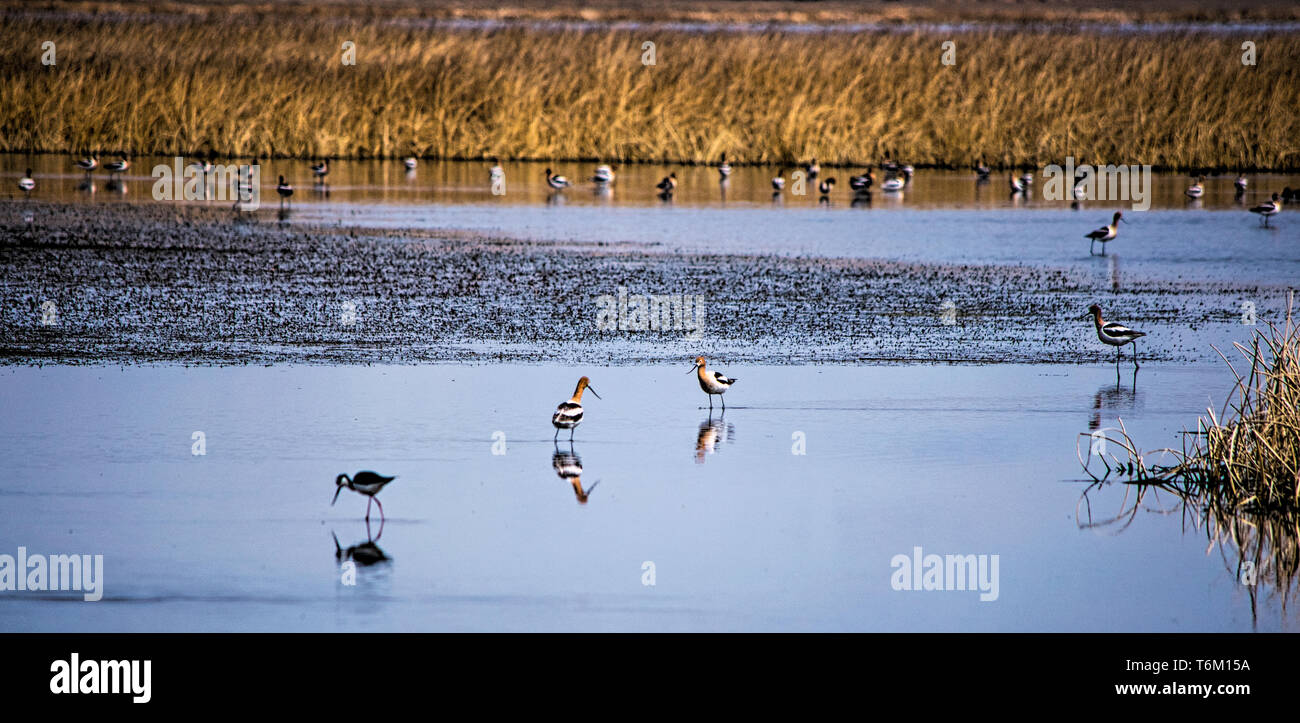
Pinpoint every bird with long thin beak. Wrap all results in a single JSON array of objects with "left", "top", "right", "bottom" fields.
[
  {"left": 552, "top": 376, "right": 600, "bottom": 441},
  {"left": 1086, "top": 211, "right": 1126, "bottom": 255},
  {"left": 332, "top": 471, "right": 396, "bottom": 521},
  {"left": 689, "top": 356, "right": 736, "bottom": 411}
]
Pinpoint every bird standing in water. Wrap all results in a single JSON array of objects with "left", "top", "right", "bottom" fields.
[
  {"left": 552, "top": 376, "right": 601, "bottom": 441},
  {"left": 689, "top": 356, "right": 737, "bottom": 411},
  {"left": 332, "top": 471, "right": 396, "bottom": 521}
]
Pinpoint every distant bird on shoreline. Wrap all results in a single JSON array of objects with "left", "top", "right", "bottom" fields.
[
  {"left": 717, "top": 154, "right": 732, "bottom": 180},
  {"left": 1185, "top": 175, "right": 1204, "bottom": 199},
  {"left": 805, "top": 158, "right": 820, "bottom": 178},
  {"left": 849, "top": 168, "right": 874, "bottom": 192},
  {"left": 1086, "top": 211, "right": 1124, "bottom": 255},
  {"left": 310, "top": 159, "right": 329, "bottom": 182},
  {"left": 771, "top": 170, "right": 785, "bottom": 192},
  {"left": 690, "top": 356, "right": 736, "bottom": 411},
  {"left": 545, "top": 168, "right": 571, "bottom": 190},
  {"left": 1250, "top": 192, "right": 1282, "bottom": 227},
  {"left": 819, "top": 177, "right": 836, "bottom": 199},
  {"left": 403, "top": 157, "right": 417, "bottom": 170},
  {"left": 276, "top": 175, "right": 293, "bottom": 206},
  {"left": 1009, "top": 173, "right": 1025, "bottom": 194},
  {"left": 18, "top": 168, "right": 35, "bottom": 197},
  {"left": 592, "top": 164, "right": 616, "bottom": 184},
  {"left": 489, "top": 158, "right": 504, "bottom": 184},
  {"left": 103, "top": 155, "right": 130, "bottom": 178},
  {"left": 552, "top": 376, "right": 600, "bottom": 441},
  {"left": 974, "top": 159, "right": 990, "bottom": 179},
  {"left": 332, "top": 471, "right": 396, "bottom": 521},
  {"left": 1087, "top": 304, "right": 1146, "bottom": 371},
  {"left": 75, "top": 155, "right": 98, "bottom": 177},
  {"left": 656, "top": 172, "right": 677, "bottom": 199},
  {"left": 1234, "top": 173, "right": 1248, "bottom": 195}
]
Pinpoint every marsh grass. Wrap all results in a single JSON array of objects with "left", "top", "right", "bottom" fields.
[
  {"left": 1079, "top": 292, "right": 1300, "bottom": 613},
  {"left": 2, "top": 9, "right": 1299, "bottom": 167}
]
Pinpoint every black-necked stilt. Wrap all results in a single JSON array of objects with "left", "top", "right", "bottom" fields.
[
  {"left": 545, "top": 168, "right": 571, "bottom": 190},
  {"left": 1234, "top": 173, "right": 1248, "bottom": 195},
  {"left": 17, "top": 168, "right": 35, "bottom": 197},
  {"left": 1087, "top": 304, "right": 1146, "bottom": 371},
  {"left": 1185, "top": 175, "right": 1204, "bottom": 199},
  {"left": 771, "top": 170, "right": 785, "bottom": 192},
  {"left": 403, "top": 157, "right": 417, "bottom": 170},
  {"left": 805, "top": 159, "right": 820, "bottom": 178},
  {"left": 974, "top": 160, "right": 990, "bottom": 179},
  {"left": 332, "top": 471, "right": 396, "bottom": 521},
  {"left": 592, "top": 164, "right": 616, "bottom": 184},
  {"left": 103, "top": 155, "right": 129, "bottom": 178},
  {"left": 819, "top": 177, "right": 836, "bottom": 199},
  {"left": 1250, "top": 192, "right": 1282, "bottom": 226},
  {"left": 656, "top": 172, "right": 677, "bottom": 199},
  {"left": 552, "top": 376, "right": 600, "bottom": 441},
  {"left": 75, "top": 155, "right": 98, "bottom": 178},
  {"left": 1009, "top": 173, "right": 1025, "bottom": 194},
  {"left": 310, "top": 159, "right": 329, "bottom": 182},
  {"left": 718, "top": 154, "right": 732, "bottom": 180},
  {"left": 276, "top": 175, "right": 293, "bottom": 206},
  {"left": 1086, "top": 211, "right": 1125, "bottom": 255},
  {"left": 690, "top": 356, "right": 736, "bottom": 411}
]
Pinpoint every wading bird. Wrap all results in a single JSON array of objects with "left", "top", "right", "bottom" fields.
[
  {"left": 310, "top": 159, "right": 329, "bottom": 182},
  {"left": 1086, "top": 304, "right": 1146, "bottom": 372},
  {"left": 1086, "top": 211, "right": 1125, "bottom": 255},
  {"left": 1019, "top": 172, "right": 1033, "bottom": 188},
  {"left": 403, "top": 157, "right": 417, "bottom": 170},
  {"left": 881, "top": 175, "right": 905, "bottom": 192},
  {"left": 689, "top": 356, "right": 736, "bottom": 411},
  {"left": 545, "top": 168, "right": 571, "bottom": 190},
  {"left": 819, "top": 177, "right": 836, "bottom": 199},
  {"left": 974, "top": 160, "right": 990, "bottom": 179},
  {"left": 1250, "top": 193, "right": 1282, "bottom": 226},
  {"left": 276, "top": 175, "right": 293, "bottom": 206},
  {"left": 805, "top": 159, "right": 820, "bottom": 178},
  {"left": 552, "top": 376, "right": 600, "bottom": 441},
  {"left": 1009, "top": 173, "right": 1025, "bottom": 194},
  {"left": 1235, "top": 174, "right": 1248, "bottom": 194},
  {"left": 17, "top": 168, "right": 34, "bottom": 197},
  {"left": 771, "top": 170, "right": 785, "bottom": 192},
  {"left": 75, "top": 155, "right": 98, "bottom": 178},
  {"left": 849, "top": 167, "right": 874, "bottom": 192},
  {"left": 489, "top": 159, "right": 504, "bottom": 183},
  {"left": 718, "top": 154, "right": 732, "bottom": 180},
  {"left": 1185, "top": 175, "right": 1204, "bottom": 199},
  {"left": 332, "top": 471, "right": 396, "bottom": 521},
  {"left": 103, "top": 155, "right": 130, "bottom": 178},
  {"left": 656, "top": 172, "right": 677, "bottom": 198},
  {"left": 592, "top": 164, "right": 616, "bottom": 184}
]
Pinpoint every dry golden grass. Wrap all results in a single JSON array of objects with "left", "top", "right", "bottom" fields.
[{"left": 2, "top": 7, "right": 1298, "bottom": 168}]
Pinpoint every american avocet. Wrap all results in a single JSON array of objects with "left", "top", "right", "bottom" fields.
[
  {"left": 552, "top": 446, "right": 597, "bottom": 504},
  {"left": 1185, "top": 175, "right": 1204, "bottom": 199},
  {"left": 75, "top": 155, "right": 98, "bottom": 177},
  {"left": 1086, "top": 211, "right": 1125, "bottom": 255},
  {"left": 545, "top": 168, "right": 571, "bottom": 190},
  {"left": 805, "top": 159, "right": 820, "bottom": 178},
  {"left": 689, "top": 356, "right": 736, "bottom": 411},
  {"left": 403, "top": 157, "right": 418, "bottom": 170},
  {"left": 310, "top": 159, "right": 329, "bottom": 181},
  {"left": 975, "top": 159, "right": 990, "bottom": 179},
  {"left": 1235, "top": 173, "right": 1248, "bottom": 194},
  {"left": 819, "top": 177, "right": 836, "bottom": 196},
  {"left": 552, "top": 376, "right": 601, "bottom": 440},
  {"left": 592, "top": 164, "right": 616, "bottom": 184},
  {"left": 103, "top": 155, "right": 130, "bottom": 178},
  {"left": 718, "top": 154, "right": 732, "bottom": 180},
  {"left": 1009, "top": 173, "right": 1025, "bottom": 193},
  {"left": 276, "top": 175, "right": 293, "bottom": 206},
  {"left": 1250, "top": 192, "right": 1282, "bottom": 226},
  {"left": 656, "top": 172, "right": 677, "bottom": 200},
  {"left": 880, "top": 175, "right": 905, "bottom": 192},
  {"left": 332, "top": 471, "right": 396, "bottom": 521},
  {"left": 1087, "top": 304, "right": 1146, "bottom": 371},
  {"left": 771, "top": 170, "right": 785, "bottom": 192},
  {"left": 849, "top": 168, "right": 874, "bottom": 191},
  {"left": 18, "top": 168, "right": 35, "bottom": 197}
]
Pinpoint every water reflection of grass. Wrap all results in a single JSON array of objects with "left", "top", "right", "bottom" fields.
[
  {"left": 2, "top": 5, "right": 1298, "bottom": 168},
  {"left": 1079, "top": 292, "right": 1300, "bottom": 620}
]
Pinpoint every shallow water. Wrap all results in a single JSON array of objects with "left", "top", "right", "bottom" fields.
[{"left": 0, "top": 363, "right": 1292, "bottom": 632}]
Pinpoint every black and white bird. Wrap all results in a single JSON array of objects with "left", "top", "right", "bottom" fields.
[
  {"left": 552, "top": 376, "right": 601, "bottom": 441},
  {"left": 552, "top": 448, "right": 597, "bottom": 504},
  {"left": 75, "top": 155, "right": 98, "bottom": 177},
  {"left": 1087, "top": 304, "right": 1146, "bottom": 371},
  {"left": 17, "top": 168, "right": 35, "bottom": 197},
  {"left": 690, "top": 356, "right": 736, "bottom": 411},
  {"left": 1234, "top": 174, "right": 1248, "bottom": 195},
  {"left": 592, "top": 164, "right": 616, "bottom": 184},
  {"left": 489, "top": 158, "right": 505, "bottom": 183},
  {"left": 403, "top": 157, "right": 418, "bottom": 170},
  {"left": 332, "top": 531, "right": 389, "bottom": 566},
  {"left": 656, "top": 172, "right": 677, "bottom": 198},
  {"left": 276, "top": 175, "right": 293, "bottom": 206},
  {"left": 1185, "top": 175, "right": 1204, "bottom": 199},
  {"left": 849, "top": 168, "right": 874, "bottom": 191},
  {"left": 819, "top": 177, "right": 836, "bottom": 197},
  {"left": 103, "top": 155, "right": 130, "bottom": 178},
  {"left": 974, "top": 159, "right": 990, "bottom": 179},
  {"left": 1085, "top": 211, "right": 1125, "bottom": 255},
  {"left": 545, "top": 168, "right": 571, "bottom": 190},
  {"left": 310, "top": 159, "right": 329, "bottom": 181},
  {"left": 771, "top": 170, "right": 785, "bottom": 192},
  {"left": 332, "top": 471, "right": 396, "bottom": 521},
  {"left": 717, "top": 154, "right": 732, "bottom": 180},
  {"left": 1250, "top": 192, "right": 1282, "bottom": 226},
  {"left": 805, "top": 158, "right": 820, "bottom": 178},
  {"left": 1009, "top": 173, "right": 1025, "bottom": 194}
]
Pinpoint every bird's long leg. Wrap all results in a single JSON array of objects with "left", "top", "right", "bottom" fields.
[
  {"left": 373, "top": 497, "right": 385, "bottom": 520},
  {"left": 1090, "top": 239, "right": 1095, "bottom": 255},
  {"left": 721, "top": 395, "right": 726, "bottom": 411},
  {"left": 553, "top": 427, "right": 559, "bottom": 441},
  {"left": 1132, "top": 341, "right": 1140, "bottom": 370},
  {"left": 569, "top": 428, "right": 575, "bottom": 442},
  {"left": 708, "top": 395, "right": 713, "bottom": 411},
  {"left": 365, "top": 497, "right": 372, "bottom": 521}
]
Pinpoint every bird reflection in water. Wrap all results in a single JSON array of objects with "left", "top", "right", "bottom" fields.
[
  {"left": 552, "top": 443, "right": 599, "bottom": 504},
  {"left": 331, "top": 518, "right": 389, "bottom": 567},
  {"left": 1088, "top": 381, "right": 1138, "bottom": 433},
  {"left": 695, "top": 413, "right": 736, "bottom": 464}
]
